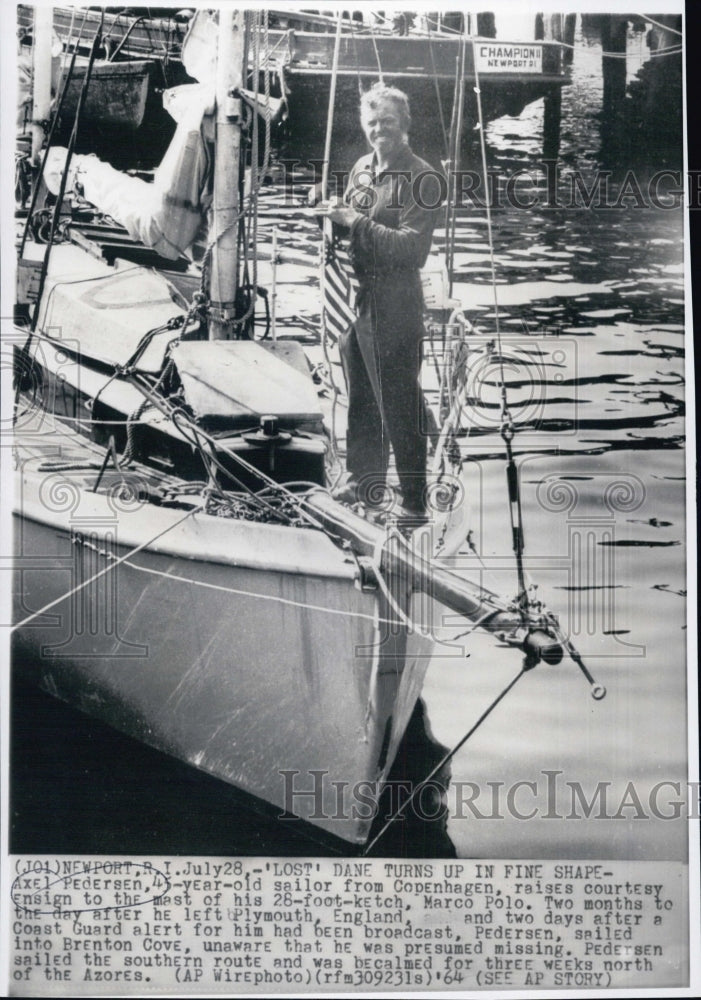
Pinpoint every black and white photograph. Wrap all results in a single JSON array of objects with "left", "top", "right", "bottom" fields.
[{"left": 1, "top": 0, "right": 696, "bottom": 995}]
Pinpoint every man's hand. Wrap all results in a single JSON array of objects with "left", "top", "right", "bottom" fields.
[
  {"left": 306, "top": 183, "right": 323, "bottom": 206},
  {"left": 315, "top": 197, "right": 361, "bottom": 228}
]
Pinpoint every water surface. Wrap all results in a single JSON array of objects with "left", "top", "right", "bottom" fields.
[{"left": 11, "top": 21, "right": 687, "bottom": 861}]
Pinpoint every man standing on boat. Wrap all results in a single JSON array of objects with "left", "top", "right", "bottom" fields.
[{"left": 317, "top": 83, "right": 443, "bottom": 522}]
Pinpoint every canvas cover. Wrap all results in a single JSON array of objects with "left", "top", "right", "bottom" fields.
[{"left": 171, "top": 340, "right": 323, "bottom": 423}]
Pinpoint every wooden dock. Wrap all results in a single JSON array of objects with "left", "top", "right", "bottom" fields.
[{"left": 18, "top": 6, "right": 573, "bottom": 169}]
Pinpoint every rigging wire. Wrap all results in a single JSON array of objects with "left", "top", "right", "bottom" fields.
[
  {"left": 10, "top": 503, "right": 203, "bottom": 633},
  {"left": 362, "top": 665, "right": 529, "bottom": 855},
  {"left": 18, "top": 46, "right": 79, "bottom": 258},
  {"left": 112, "top": 364, "right": 330, "bottom": 533},
  {"left": 244, "top": 9, "right": 260, "bottom": 323},
  {"left": 317, "top": 10, "right": 345, "bottom": 470},
  {"left": 62, "top": 8, "right": 77, "bottom": 62},
  {"left": 442, "top": 38, "right": 462, "bottom": 281},
  {"left": 112, "top": 554, "right": 402, "bottom": 626},
  {"left": 446, "top": 33, "right": 467, "bottom": 298},
  {"left": 471, "top": 28, "right": 528, "bottom": 608},
  {"left": 39, "top": 529, "right": 439, "bottom": 631},
  {"left": 15, "top": 16, "right": 104, "bottom": 425},
  {"left": 347, "top": 18, "right": 365, "bottom": 98},
  {"left": 427, "top": 32, "right": 448, "bottom": 157},
  {"left": 26, "top": 16, "right": 103, "bottom": 338},
  {"left": 637, "top": 14, "right": 682, "bottom": 37},
  {"left": 369, "top": 31, "right": 384, "bottom": 83},
  {"left": 11, "top": 9, "right": 613, "bottom": 824}
]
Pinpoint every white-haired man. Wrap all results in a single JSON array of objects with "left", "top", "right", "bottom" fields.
[{"left": 319, "top": 83, "right": 443, "bottom": 520}]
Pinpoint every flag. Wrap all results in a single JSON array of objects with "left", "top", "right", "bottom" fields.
[{"left": 322, "top": 237, "right": 358, "bottom": 343}]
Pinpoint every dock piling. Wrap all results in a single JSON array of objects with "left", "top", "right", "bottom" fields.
[
  {"left": 538, "top": 13, "right": 568, "bottom": 195},
  {"left": 600, "top": 15, "right": 628, "bottom": 161}
]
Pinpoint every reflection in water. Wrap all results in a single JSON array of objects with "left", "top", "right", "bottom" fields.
[
  {"left": 365, "top": 700, "right": 456, "bottom": 858},
  {"left": 11, "top": 21, "right": 685, "bottom": 859},
  {"left": 11, "top": 677, "right": 454, "bottom": 858}
]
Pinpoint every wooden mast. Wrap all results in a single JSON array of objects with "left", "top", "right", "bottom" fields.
[
  {"left": 31, "top": 6, "right": 53, "bottom": 163},
  {"left": 209, "top": 10, "right": 245, "bottom": 340}
]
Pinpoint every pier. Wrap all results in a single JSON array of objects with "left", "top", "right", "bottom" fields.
[
  {"left": 585, "top": 12, "right": 683, "bottom": 164},
  {"left": 18, "top": 5, "right": 573, "bottom": 170}
]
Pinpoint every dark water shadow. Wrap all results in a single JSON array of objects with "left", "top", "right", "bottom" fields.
[{"left": 11, "top": 671, "right": 455, "bottom": 859}]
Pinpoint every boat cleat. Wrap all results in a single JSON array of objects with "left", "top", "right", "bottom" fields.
[
  {"left": 354, "top": 555, "right": 379, "bottom": 592},
  {"left": 242, "top": 415, "right": 292, "bottom": 473},
  {"left": 242, "top": 414, "right": 292, "bottom": 446}
]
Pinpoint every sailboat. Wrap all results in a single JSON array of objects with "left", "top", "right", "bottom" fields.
[{"left": 10, "top": 9, "right": 593, "bottom": 849}]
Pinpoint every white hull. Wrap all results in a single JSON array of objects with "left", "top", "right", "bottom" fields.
[{"left": 13, "top": 449, "right": 434, "bottom": 845}]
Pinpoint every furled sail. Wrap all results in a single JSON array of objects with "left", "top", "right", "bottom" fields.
[{"left": 45, "top": 86, "right": 213, "bottom": 260}]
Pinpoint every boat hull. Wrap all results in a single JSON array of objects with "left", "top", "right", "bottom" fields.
[
  {"left": 12, "top": 453, "right": 435, "bottom": 846},
  {"left": 63, "top": 59, "right": 156, "bottom": 130}
]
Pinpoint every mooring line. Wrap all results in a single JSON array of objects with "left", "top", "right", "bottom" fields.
[{"left": 10, "top": 504, "right": 201, "bottom": 632}]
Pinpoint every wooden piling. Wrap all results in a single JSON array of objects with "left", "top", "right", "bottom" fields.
[
  {"left": 543, "top": 89, "right": 562, "bottom": 162},
  {"left": 563, "top": 14, "right": 577, "bottom": 65},
  {"left": 600, "top": 14, "right": 628, "bottom": 160},
  {"left": 627, "top": 13, "right": 683, "bottom": 163},
  {"left": 476, "top": 13, "right": 496, "bottom": 38},
  {"left": 639, "top": 15, "right": 682, "bottom": 136},
  {"left": 540, "top": 13, "right": 565, "bottom": 193},
  {"left": 543, "top": 88, "right": 562, "bottom": 201}
]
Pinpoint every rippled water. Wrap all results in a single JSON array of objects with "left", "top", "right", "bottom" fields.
[
  {"left": 11, "top": 24, "right": 687, "bottom": 859},
  {"left": 260, "top": 21, "right": 687, "bottom": 861},
  {"left": 422, "top": 26, "right": 687, "bottom": 862}
]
